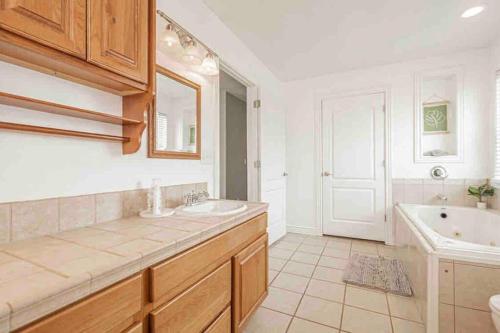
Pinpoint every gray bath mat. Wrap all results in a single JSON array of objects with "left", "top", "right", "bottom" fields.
[{"left": 342, "top": 253, "right": 413, "bottom": 297}]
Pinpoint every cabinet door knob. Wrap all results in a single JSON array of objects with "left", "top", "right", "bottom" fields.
[
  {"left": 322, "top": 171, "right": 332, "bottom": 177},
  {"left": 283, "top": 172, "right": 288, "bottom": 177}
]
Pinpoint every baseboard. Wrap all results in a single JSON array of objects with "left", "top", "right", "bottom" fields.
[
  {"left": 286, "top": 224, "right": 321, "bottom": 236},
  {"left": 268, "top": 222, "right": 286, "bottom": 244}
]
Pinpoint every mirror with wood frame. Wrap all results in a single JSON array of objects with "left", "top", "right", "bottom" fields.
[{"left": 149, "top": 65, "right": 201, "bottom": 159}]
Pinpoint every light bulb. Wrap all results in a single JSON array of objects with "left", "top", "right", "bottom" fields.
[
  {"left": 160, "top": 24, "right": 180, "bottom": 47},
  {"left": 182, "top": 40, "right": 202, "bottom": 66},
  {"left": 200, "top": 53, "right": 219, "bottom": 76}
]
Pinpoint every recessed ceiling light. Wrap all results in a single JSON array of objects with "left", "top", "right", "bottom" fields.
[{"left": 461, "top": 6, "right": 485, "bottom": 18}]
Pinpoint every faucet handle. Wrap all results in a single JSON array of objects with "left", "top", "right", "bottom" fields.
[{"left": 184, "top": 191, "right": 195, "bottom": 205}]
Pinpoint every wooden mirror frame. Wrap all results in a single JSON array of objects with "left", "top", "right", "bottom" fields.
[{"left": 148, "top": 65, "right": 202, "bottom": 159}]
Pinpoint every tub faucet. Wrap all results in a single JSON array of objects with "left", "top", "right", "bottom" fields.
[{"left": 437, "top": 194, "right": 448, "bottom": 204}]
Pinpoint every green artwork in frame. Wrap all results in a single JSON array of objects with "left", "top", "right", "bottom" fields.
[{"left": 423, "top": 103, "right": 448, "bottom": 133}]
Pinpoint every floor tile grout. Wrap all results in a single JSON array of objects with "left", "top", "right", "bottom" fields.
[{"left": 259, "top": 234, "right": 423, "bottom": 333}]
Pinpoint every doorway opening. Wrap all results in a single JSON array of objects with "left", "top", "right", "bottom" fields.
[{"left": 219, "top": 67, "right": 260, "bottom": 201}]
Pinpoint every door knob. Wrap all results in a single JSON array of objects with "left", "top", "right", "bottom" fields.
[
  {"left": 322, "top": 171, "right": 332, "bottom": 177},
  {"left": 283, "top": 172, "right": 288, "bottom": 177}
]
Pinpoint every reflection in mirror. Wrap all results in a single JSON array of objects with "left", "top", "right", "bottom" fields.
[
  {"left": 150, "top": 65, "right": 201, "bottom": 159},
  {"left": 415, "top": 67, "right": 463, "bottom": 163}
]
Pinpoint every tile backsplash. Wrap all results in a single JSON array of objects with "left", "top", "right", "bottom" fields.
[
  {"left": 0, "top": 182, "right": 207, "bottom": 244},
  {"left": 392, "top": 178, "right": 492, "bottom": 207}
]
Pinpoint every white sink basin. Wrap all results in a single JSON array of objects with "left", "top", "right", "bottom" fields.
[{"left": 175, "top": 200, "right": 247, "bottom": 216}]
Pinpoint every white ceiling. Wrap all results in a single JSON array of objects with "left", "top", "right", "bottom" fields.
[{"left": 203, "top": 0, "right": 500, "bottom": 81}]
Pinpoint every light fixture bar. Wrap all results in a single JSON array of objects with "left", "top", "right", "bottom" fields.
[{"left": 156, "top": 9, "right": 219, "bottom": 59}]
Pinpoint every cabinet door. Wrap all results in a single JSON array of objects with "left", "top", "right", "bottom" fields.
[
  {"left": 232, "top": 233, "right": 268, "bottom": 332},
  {"left": 88, "top": 0, "right": 148, "bottom": 83},
  {"left": 0, "top": 0, "right": 86, "bottom": 57}
]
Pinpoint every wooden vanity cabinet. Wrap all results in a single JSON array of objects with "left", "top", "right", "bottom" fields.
[
  {"left": 88, "top": 0, "right": 149, "bottom": 83},
  {"left": 0, "top": 0, "right": 87, "bottom": 58},
  {"left": 18, "top": 274, "right": 143, "bottom": 333},
  {"left": 18, "top": 213, "right": 268, "bottom": 333},
  {"left": 149, "top": 213, "right": 268, "bottom": 307},
  {"left": 232, "top": 234, "right": 269, "bottom": 332},
  {"left": 123, "top": 322, "right": 143, "bottom": 333},
  {"left": 204, "top": 307, "right": 231, "bottom": 333},
  {"left": 149, "top": 213, "right": 268, "bottom": 333},
  {"left": 150, "top": 261, "right": 232, "bottom": 332}
]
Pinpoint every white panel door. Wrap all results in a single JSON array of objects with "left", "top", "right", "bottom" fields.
[
  {"left": 322, "top": 92, "right": 386, "bottom": 241},
  {"left": 259, "top": 89, "right": 287, "bottom": 244}
]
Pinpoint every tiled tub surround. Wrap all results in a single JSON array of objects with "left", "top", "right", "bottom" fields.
[
  {"left": 392, "top": 179, "right": 492, "bottom": 207},
  {"left": 394, "top": 208, "right": 434, "bottom": 331},
  {"left": 438, "top": 259, "right": 499, "bottom": 333},
  {"left": 0, "top": 200, "right": 267, "bottom": 332},
  {"left": 395, "top": 205, "right": 500, "bottom": 333},
  {"left": 0, "top": 182, "right": 207, "bottom": 244}
]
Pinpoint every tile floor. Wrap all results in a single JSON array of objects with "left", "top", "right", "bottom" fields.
[{"left": 244, "top": 233, "right": 425, "bottom": 333}]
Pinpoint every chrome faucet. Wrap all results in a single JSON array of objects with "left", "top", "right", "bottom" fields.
[
  {"left": 185, "top": 190, "right": 210, "bottom": 206},
  {"left": 437, "top": 194, "right": 448, "bottom": 204}
]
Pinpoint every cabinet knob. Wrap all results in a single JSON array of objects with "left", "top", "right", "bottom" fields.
[{"left": 322, "top": 171, "right": 332, "bottom": 177}]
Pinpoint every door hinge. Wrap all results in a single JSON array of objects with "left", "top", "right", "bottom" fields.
[
  {"left": 253, "top": 99, "right": 261, "bottom": 108},
  {"left": 384, "top": 214, "right": 387, "bottom": 222},
  {"left": 254, "top": 160, "right": 261, "bottom": 168}
]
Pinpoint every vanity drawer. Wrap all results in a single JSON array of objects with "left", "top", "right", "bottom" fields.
[
  {"left": 150, "top": 213, "right": 267, "bottom": 305},
  {"left": 20, "top": 274, "right": 142, "bottom": 333},
  {"left": 204, "top": 307, "right": 231, "bottom": 333},
  {"left": 150, "top": 261, "right": 231, "bottom": 333},
  {"left": 123, "top": 322, "right": 143, "bottom": 333}
]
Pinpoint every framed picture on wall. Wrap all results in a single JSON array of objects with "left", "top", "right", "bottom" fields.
[{"left": 423, "top": 102, "right": 449, "bottom": 134}]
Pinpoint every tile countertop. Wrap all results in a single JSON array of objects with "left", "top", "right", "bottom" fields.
[{"left": 0, "top": 200, "right": 268, "bottom": 332}]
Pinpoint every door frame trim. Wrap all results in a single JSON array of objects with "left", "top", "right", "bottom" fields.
[
  {"left": 314, "top": 86, "right": 394, "bottom": 244},
  {"left": 216, "top": 60, "right": 261, "bottom": 202}
]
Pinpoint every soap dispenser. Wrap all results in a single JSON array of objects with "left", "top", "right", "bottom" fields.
[{"left": 139, "top": 179, "right": 174, "bottom": 218}]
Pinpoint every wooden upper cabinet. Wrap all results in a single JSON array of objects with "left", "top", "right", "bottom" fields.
[
  {"left": 0, "top": 0, "right": 86, "bottom": 57},
  {"left": 88, "top": 0, "right": 148, "bottom": 84}
]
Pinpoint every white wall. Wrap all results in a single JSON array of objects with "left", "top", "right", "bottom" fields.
[
  {"left": 491, "top": 36, "right": 500, "bottom": 181},
  {"left": 158, "top": 0, "right": 287, "bottom": 243},
  {"left": 285, "top": 48, "right": 493, "bottom": 234},
  {"left": 0, "top": 0, "right": 284, "bottom": 205}
]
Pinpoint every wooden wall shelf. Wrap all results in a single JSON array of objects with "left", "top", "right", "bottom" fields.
[
  {"left": 0, "top": 0, "right": 153, "bottom": 155},
  {"left": 0, "top": 92, "right": 145, "bottom": 147},
  {"left": 0, "top": 92, "right": 142, "bottom": 125},
  {"left": 0, "top": 121, "right": 129, "bottom": 142}
]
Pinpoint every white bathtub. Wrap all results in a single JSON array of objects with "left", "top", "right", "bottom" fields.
[
  {"left": 399, "top": 204, "right": 500, "bottom": 265},
  {"left": 395, "top": 204, "right": 500, "bottom": 333}
]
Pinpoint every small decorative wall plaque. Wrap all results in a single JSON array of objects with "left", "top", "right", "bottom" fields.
[{"left": 423, "top": 102, "right": 448, "bottom": 133}]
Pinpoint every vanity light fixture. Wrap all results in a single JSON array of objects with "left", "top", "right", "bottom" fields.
[
  {"left": 182, "top": 39, "right": 202, "bottom": 66},
  {"left": 160, "top": 23, "right": 180, "bottom": 47},
  {"left": 157, "top": 9, "right": 219, "bottom": 76},
  {"left": 200, "top": 53, "right": 219, "bottom": 76},
  {"left": 461, "top": 5, "right": 485, "bottom": 18}
]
